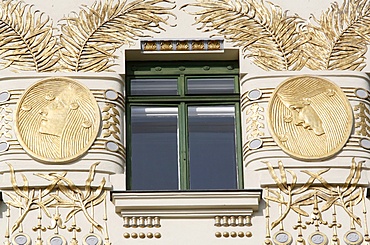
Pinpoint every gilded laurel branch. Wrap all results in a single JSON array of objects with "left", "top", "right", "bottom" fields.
[
  {"left": 59, "top": 0, "right": 175, "bottom": 72},
  {"left": 354, "top": 102, "right": 370, "bottom": 136},
  {"left": 182, "top": 0, "right": 308, "bottom": 71},
  {"left": 102, "top": 103, "right": 121, "bottom": 141},
  {"left": 304, "top": 0, "right": 370, "bottom": 71},
  {"left": 246, "top": 103, "right": 264, "bottom": 140},
  {"left": 0, "top": 105, "right": 12, "bottom": 139},
  {"left": 0, "top": 0, "right": 59, "bottom": 72}
]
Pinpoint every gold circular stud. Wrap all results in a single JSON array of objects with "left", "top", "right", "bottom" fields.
[
  {"left": 147, "top": 232, "right": 153, "bottom": 239},
  {"left": 215, "top": 232, "right": 222, "bottom": 238},
  {"left": 131, "top": 233, "right": 138, "bottom": 239},
  {"left": 123, "top": 233, "right": 130, "bottom": 239},
  {"left": 265, "top": 239, "right": 273, "bottom": 245},
  {"left": 246, "top": 231, "right": 252, "bottom": 237},
  {"left": 154, "top": 232, "right": 161, "bottom": 239},
  {"left": 139, "top": 232, "right": 145, "bottom": 239},
  {"left": 223, "top": 232, "right": 229, "bottom": 238},
  {"left": 238, "top": 232, "right": 244, "bottom": 238},
  {"left": 230, "top": 231, "right": 237, "bottom": 238}
]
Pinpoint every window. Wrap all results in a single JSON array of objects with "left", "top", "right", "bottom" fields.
[{"left": 126, "top": 62, "right": 242, "bottom": 190}]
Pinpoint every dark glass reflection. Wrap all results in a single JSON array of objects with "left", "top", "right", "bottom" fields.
[
  {"left": 131, "top": 106, "right": 178, "bottom": 190},
  {"left": 188, "top": 106, "right": 237, "bottom": 189},
  {"left": 130, "top": 78, "right": 178, "bottom": 95},
  {"left": 187, "top": 78, "right": 235, "bottom": 94}
]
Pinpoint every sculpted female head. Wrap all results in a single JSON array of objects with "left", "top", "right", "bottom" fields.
[
  {"left": 15, "top": 77, "right": 100, "bottom": 162},
  {"left": 268, "top": 76, "right": 353, "bottom": 160}
]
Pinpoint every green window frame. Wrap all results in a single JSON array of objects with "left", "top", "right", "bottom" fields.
[{"left": 126, "top": 61, "right": 243, "bottom": 190}]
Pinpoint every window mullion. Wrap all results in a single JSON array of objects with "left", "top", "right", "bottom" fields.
[
  {"left": 178, "top": 74, "right": 185, "bottom": 96},
  {"left": 178, "top": 102, "right": 189, "bottom": 190},
  {"left": 235, "top": 102, "right": 244, "bottom": 189},
  {"left": 126, "top": 105, "right": 133, "bottom": 190}
]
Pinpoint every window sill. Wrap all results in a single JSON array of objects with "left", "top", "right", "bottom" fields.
[{"left": 111, "top": 190, "right": 261, "bottom": 218}]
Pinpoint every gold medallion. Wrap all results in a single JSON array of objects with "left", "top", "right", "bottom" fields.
[
  {"left": 15, "top": 77, "right": 101, "bottom": 163},
  {"left": 267, "top": 76, "right": 353, "bottom": 160}
]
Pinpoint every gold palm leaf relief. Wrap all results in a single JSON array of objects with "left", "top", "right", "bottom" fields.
[
  {"left": 0, "top": 0, "right": 59, "bottom": 72},
  {"left": 182, "top": 0, "right": 307, "bottom": 71},
  {"left": 59, "top": 0, "right": 175, "bottom": 72},
  {"left": 305, "top": 0, "right": 370, "bottom": 71}
]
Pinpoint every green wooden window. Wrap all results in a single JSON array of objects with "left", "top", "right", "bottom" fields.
[{"left": 126, "top": 62, "right": 242, "bottom": 190}]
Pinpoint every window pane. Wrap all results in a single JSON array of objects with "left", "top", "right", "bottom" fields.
[
  {"left": 130, "top": 78, "right": 178, "bottom": 95},
  {"left": 131, "top": 106, "right": 178, "bottom": 190},
  {"left": 187, "top": 78, "right": 235, "bottom": 94},
  {"left": 188, "top": 106, "right": 237, "bottom": 189}
]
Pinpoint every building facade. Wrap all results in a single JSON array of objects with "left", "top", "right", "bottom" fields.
[{"left": 0, "top": 0, "right": 369, "bottom": 244}]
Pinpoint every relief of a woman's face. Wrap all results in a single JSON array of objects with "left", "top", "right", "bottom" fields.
[{"left": 39, "top": 91, "right": 79, "bottom": 137}]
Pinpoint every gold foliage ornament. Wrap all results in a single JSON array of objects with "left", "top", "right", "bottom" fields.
[
  {"left": 354, "top": 102, "right": 370, "bottom": 137},
  {"left": 305, "top": 0, "right": 370, "bottom": 71},
  {"left": 264, "top": 158, "right": 364, "bottom": 230},
  {"left": 102, "top": 103, "right": 121, "bottom": 141},
  {"left": 0, "top": 0, "right": 175, "bottom": 72},
  {"left": 0, "top": 0, "right": 59, "bottom": 72},
  {"left": 59, "top": 0, "right": 176, "bottom": 72},
  {"left": 183, "top": 0, "right": 370, "bottom": 71},
  {"left": 0, "top": 105, "right": 13, "bottom": 139},
  {"left": 182, "top": 0, "right": 308, "bottom": 71},
  {"left": 4, "top": 162, "right": 107, "bottom": 234}
]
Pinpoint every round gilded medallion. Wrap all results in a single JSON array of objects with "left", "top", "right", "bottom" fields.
[
  {"left": 267, "top": 76, "right": 353, "bottom": 160},
  {"left": 15, "top": 77, "right": 100, "bottom": 163}
]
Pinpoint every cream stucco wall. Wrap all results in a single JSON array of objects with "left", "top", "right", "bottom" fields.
[{"left": 0, "top": 0, "right": 369, "bottom": 244}]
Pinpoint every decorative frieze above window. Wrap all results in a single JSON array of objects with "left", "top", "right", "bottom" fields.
[{"left": 140, "top": 39, "right": 224, "bottom": 52}]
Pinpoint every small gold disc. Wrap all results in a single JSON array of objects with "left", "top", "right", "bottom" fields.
[
  {"left": 267, "top": 76, "right": 353, "bottom": 160},
  {"left": 15, "top": 77, "right": 101, "bottom": 163}
]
